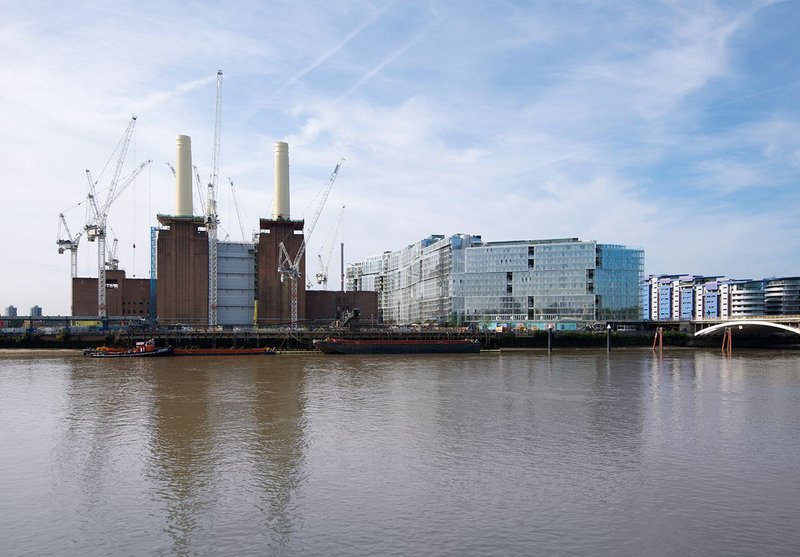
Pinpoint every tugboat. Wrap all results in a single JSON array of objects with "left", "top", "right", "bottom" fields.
[{"left": 90, "top": 339, "right": 174, "bottom": 358}]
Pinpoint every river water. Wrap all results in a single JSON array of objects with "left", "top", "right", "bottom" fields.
[{"left": 1, "top": 348, "right": 799, "bottom": 556}]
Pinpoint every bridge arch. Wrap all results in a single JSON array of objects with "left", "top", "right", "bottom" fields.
[{"left": 694, "top": 320, "right": 800, "bottom": 337}]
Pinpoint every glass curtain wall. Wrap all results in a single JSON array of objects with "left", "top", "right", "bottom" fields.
[{"left": 352, "top": 235, "right": 643, "bottom": 326}]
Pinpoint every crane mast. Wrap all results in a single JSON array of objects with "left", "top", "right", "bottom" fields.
[
  {"left": 277, "top": 159, "right": 344, "bottom": 327},
  {"left": 57, "top": 213, "right": 83, "bottom": 278},
  {"left": 106, "top": 238, "right": 119, "bottom": 270},
  {"left": 316, "top": 205, "right": 345, "bottom": 289},
  {"left": 84, "top": 116, "right": 139, "bottom": 318},
  {"left": 192, "top": 165, "right": 207, "bottom": 211},
  {"left": 207, "top": 70, "right": 223, "bottom": 327},
  {"left": 228, "top": 178, "right": 249, "bottom": 242}
]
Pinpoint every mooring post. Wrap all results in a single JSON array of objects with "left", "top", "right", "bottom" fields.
[
  {"left": 652, "top": 327, "right": 663, "bottom": 353},
  {"left": 722, "top": 326, "right": 733, "bottom": 355},
  {"left": 606, "top": 324, "right": 612, "bottom": 353},
  {"left": 547, "top": 324, "right": 553, "bottom": 354}
]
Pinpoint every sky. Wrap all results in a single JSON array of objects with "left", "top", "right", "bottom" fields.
[{"left": 2, "top": 0, "right": 799, "bottom": 315}]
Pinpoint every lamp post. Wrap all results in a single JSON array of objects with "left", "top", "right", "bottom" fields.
[{"left": 606, "top": 324, "right": 612, "bottom": 353}]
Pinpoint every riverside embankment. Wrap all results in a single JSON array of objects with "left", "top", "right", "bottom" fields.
[{"left": 2, "top": 328, "right": 797, "bottom": 351}]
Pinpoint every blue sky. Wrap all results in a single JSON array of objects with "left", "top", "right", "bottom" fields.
[{"left": 1, "top": 0, "right": 799, "bottom": 315}]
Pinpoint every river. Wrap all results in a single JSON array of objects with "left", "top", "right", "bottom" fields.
[{"left": 1, "top": 348, "right": 799, "bottom": 556}]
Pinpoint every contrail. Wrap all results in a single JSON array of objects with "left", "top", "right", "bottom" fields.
[
  {"left": 271, "top": 1, "right": 396, "bottom": 98},
  {"left": 710, "top": 81, "right": 800, "bottom": 108},
  {"left": 336, "top": 17, "right": 441, "bottom": 103}
]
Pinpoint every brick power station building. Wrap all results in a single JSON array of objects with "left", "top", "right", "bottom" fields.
[{"left": 72, "top": 139, "right": 376, "bottom": 326}]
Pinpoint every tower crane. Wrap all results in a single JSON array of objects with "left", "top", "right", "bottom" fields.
[
  {"left": 278, "top": 159, "right": 344, "bottom": 327},
  {"left": 57, "top": 213, "right": 83, "bottom": 278},
  {"left": 84, "top": 115, "right": 151, "bottom": 317},
  {"left": 228, "top": 178, "right": 251, "bottom": 242},
  {"left": 316, "top": 205, "right": 345, "bottom": 290},
  {"left": 192, "top": 165, "right": 207, "bottom": 214},
  {"left": 106, "top": 237, "right": 119, "bottom": 270},
  {"left": 206, "top": 70, "right": 223, "bottom": 327}
]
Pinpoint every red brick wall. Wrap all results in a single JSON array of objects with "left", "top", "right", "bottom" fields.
[
  {"left": 257, "top": 218, "right": 306, "bottom": 325},
  {"left": 156, "top": 218, "right": 208, "bottom": 323},
  {"left": 72, "top": 269, "right": 150, "bottom": 317}
]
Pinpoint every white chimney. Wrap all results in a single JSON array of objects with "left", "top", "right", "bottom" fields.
[
  {"left": 175, "top": 135, "right": 193, "bottom": 216},
  {"left": 273, "top": 141, "right": 290, "bottom": 220}
]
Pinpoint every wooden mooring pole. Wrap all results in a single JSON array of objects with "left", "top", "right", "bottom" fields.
[
  {"left": 652, "top": 327, "right": 663, "bottom": 353},
  {"left": 721, "top": 327, "right": 733, "bottom": 355}
]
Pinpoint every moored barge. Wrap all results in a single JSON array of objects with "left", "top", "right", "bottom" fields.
[
  {"left": 173, "top": 347, "right": 276, "bottom": 356},
  {"left": 314, "top": 338, "right": 480, "bottom": 355}
]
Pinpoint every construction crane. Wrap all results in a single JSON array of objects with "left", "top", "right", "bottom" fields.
[
  {"left": 316, "top": 205, "right": 345, "bottom": 289},
  {"left": 57, "top": 213, "right": 83, "bottom": 278},
  {"left": 192, "top": 165, "right": 207, "bottom": 213},
  {"left": 228, "top": 178, "right": 252, "bottom": 242},
  {"left": 106, "top": 237, "right": 119, "bottom": 270},
  {"left": 278, "top": 158, "right": 344, "bottom": 327},
  {"left": 206, "top": 70, "right": 223, "bottom": 327},
  {"left": 83, "top": 115, "right": 151, "bottom": 318}
]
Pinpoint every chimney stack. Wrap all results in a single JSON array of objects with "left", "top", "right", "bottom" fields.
[
  {"left": 273, "top": 141, "right": 290, "bottom": 220},
  {"left": 175, "top": 135, "right": 193, "bottom": 216}
]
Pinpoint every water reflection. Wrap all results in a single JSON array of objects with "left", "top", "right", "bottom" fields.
[
  {"left": 248, "top": 365, "right": 308, "bottom": 553},
  {"left": 4, "top": 349, "right": 800, "bottom": 556},
  {"left": 145, "top": 359, "right": 308, "bottom": 554},
  {"left": 147, "top": 365, "right": 214, "bottom": 555}
]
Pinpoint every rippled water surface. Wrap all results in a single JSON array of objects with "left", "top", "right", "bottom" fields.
[{"left": 2, "top": 348, "right": 800, "bottom": 556}]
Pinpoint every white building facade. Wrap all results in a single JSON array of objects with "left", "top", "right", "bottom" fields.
[{"left": 640, "top": 275, "right": 798, "bottom": 320}]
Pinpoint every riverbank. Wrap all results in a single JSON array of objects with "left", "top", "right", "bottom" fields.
[{"left": 1, "top": 328, "right": 797, "bottom": 351}]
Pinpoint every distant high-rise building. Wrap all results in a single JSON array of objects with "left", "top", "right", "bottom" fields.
[
  {"left": 29, "top": 305, "right": 42, "bottom": 318},
  {"left": 4, "top": 305, "right": 17, "bottom": 317}
]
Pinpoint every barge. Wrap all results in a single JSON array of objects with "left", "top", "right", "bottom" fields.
[
  {"left": 314, "top": 338, "right": 481, "bottom": 355},
  {"left": 173, "top": 347, "right": 277, "bottom": 356}
]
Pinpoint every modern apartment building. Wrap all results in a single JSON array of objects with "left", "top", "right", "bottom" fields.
[
  {"left": 642, "top": 275, "right": 799, "bottom": 320},
  {"left": 347, "top": 234, "right": 644, "bottom": 326},
  {"left": 765, "top": 277, "right": 800, "bottom": 315}
]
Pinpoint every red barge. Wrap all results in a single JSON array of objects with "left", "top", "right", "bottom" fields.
[
  {"left": 173, "top": 347, "right": 276, "bottom": 356},
  {"left": 314, "top": 338, "right": 481, "bottom": 355}
]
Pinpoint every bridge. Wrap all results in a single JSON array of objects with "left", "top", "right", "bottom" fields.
[{"left": 693, "top": 316, "right": 800, "bottom": 337}]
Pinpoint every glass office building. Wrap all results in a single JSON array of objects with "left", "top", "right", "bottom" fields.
[{"left": 347, "top": 234, "right": 644, "bottom": 326}]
